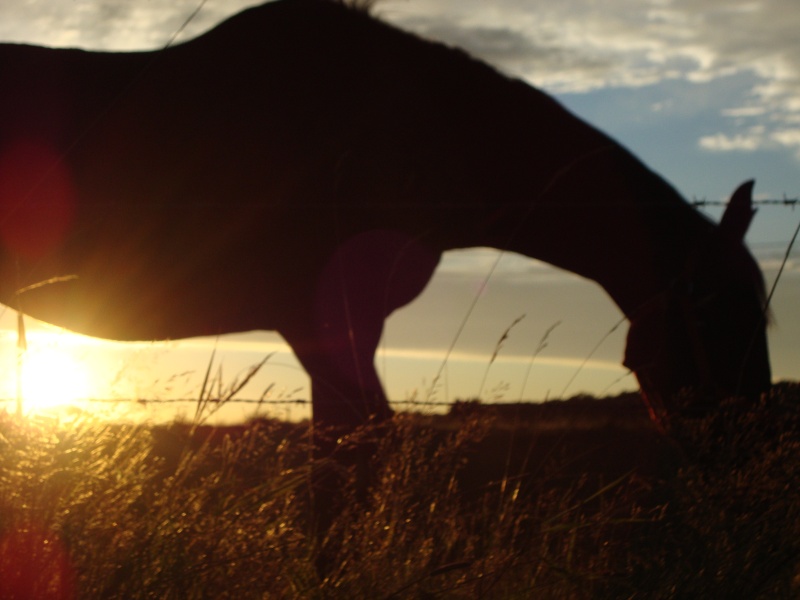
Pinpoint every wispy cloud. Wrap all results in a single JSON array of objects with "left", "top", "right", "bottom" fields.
[
  {"left": 386, "top": 0, "right": 800, "bottom": 158},
  {"left": 378, "top": 344, "right": 625, "bottom": 372},
  {"left": 699, "top": 131, "right": 765, "bottom": 152},
  {"left": 0, "top": 0, "right": 250, "bottom": 49},
  {"left": 754, "top": 247, "right": 800, "bottom": 275},
  {"left": 437, "top": 249, "right": 583, "bottom": 285}
]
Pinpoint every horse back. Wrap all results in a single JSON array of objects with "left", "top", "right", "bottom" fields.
[{"left": 0, "top": 0, "right": 609, "bottom": 339}]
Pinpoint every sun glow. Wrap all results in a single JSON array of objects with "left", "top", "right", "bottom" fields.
[{"left": 20, "top": 347, "right": 93, "bottom": 413}]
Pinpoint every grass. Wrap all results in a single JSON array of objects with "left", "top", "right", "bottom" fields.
[{"left": 0, "top": 384, "right": 798, "bottom": 598}]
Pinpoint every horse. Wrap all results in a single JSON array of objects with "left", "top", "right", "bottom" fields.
[{"left": 0, "top": 0, "right": 771, "bottom": 433}]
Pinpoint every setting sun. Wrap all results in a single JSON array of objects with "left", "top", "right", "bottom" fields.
[{"left": 20, "top": 347, "right": 92, "bottom": 412}]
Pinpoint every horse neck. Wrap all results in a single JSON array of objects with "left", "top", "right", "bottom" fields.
[{"left": 489, "top": 142, "right": 714, "bottom": 319}]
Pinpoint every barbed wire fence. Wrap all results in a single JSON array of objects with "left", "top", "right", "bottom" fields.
[
  {"left": 79, "top": 397, "right": 457, "bottom": 408},
  {"left": 3, "top": 196, "right": 798, "bottom": 415},
  {"left": 0, "top": 396, "right": 462, "bottom": 414},
  {"left": 691, "top": 196, "right": 799, "bottom": 208}
]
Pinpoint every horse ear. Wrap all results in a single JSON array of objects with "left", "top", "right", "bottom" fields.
[{"left": 719, "top": 180, "right": 756, "bottom": 241}]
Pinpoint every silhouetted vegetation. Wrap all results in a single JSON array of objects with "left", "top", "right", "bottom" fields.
[{"left": 0, "top": 383, "right": 798, "bottom": 598}]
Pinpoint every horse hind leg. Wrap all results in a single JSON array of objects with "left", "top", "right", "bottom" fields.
[
  {"left": 279, "top": 311, "right": 389, "bottom": 435},
  {"left": 278, "top": 228, "right": 439, "bottom": 468},
  {"left": 278, "top": 230, "right": 439, "bottom": 566},
  {"left": 279, "top": 297, "right": 387, "bottom": 547},
  {"left": 280, "top": 229, "right": 440, "bottom": 435}
]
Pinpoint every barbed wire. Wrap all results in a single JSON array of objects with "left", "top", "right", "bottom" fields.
[
  {"left": 0, "top": 397, "right": 497, "bottom": 409},
  {"left": 691, "top": 196, "right": 799, "bottom": 208},
  {"left": 135, "top": 397, "right": 463, "bottom": 408}
]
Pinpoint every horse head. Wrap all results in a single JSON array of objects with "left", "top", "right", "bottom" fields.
[{"left": 624, "top": 181, "right": 771, "bottom": 419}]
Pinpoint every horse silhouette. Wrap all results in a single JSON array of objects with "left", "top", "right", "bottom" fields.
[{"left": 0, "top": 0, "right": 770, "bottom": 430}]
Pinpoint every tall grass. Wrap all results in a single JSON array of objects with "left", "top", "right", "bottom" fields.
[
  {"left": 626, "top": 383, "right": 800, "bottom": 597},
  {"left": 0, "top": 383, "right": 798, "bottom": 598},
  {"left": 0, "top": 413, "right": 314, "bottom": 598}
]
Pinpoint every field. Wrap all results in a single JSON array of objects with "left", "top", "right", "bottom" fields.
[{"left": 1, "top": 384, "right": 799, "bottom": 598}]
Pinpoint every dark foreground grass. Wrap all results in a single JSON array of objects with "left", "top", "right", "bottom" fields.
[{"left": 0, "top": 384, "right": 798, "bottom": 598}]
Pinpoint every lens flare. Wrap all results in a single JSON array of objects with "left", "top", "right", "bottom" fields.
[{"left": 20, "top": 347, "right": 91, "bottom": 413}]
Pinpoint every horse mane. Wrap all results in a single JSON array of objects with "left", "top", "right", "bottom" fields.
[
  {"left": 338, "top": 0, "right": 378, "bottom": 11},
  {"left": 275, "top": 0, "right": 377, "bottom": 13}
]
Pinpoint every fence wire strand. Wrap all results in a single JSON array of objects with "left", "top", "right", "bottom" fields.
[{"left": 692, "top": 197, "right": 799, "bottom": 208}]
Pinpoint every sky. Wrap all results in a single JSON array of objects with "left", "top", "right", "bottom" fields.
[{"left": 0, "top": 0, "right": 797, "bottom": 423}]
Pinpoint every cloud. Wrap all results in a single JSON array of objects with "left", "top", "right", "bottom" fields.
[
  {"left": 0, "top": 0, "right": 250, "bottom": 49},
  {"left": 386, "top": 0, "right": 800, "bottom": 156},
  {"left": 722, "top": 106, "right": 767, "bottom": 118},
  {"left": 700, "top": 123, "right": 800, "bottom": 159},
  {"left": 436, "top": 249, "right": 583, "bottom": 285},
  {"left": 396, "top": 17, "right": 617, "bottom": 92},
  {"left": 771, "top": 129, "right": 800, "bottom": 158},
  {"left": 378, "top": 344, "right": 626, "bottom": 372},
  {"left": 699, "top": 132, "right": 764, "bottom": 152},
  {"left": 751, "top": 241, "right": 800, "bottom": 275}
]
